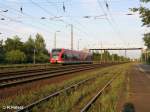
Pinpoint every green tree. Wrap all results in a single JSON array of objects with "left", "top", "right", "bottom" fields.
[
  {"left": 34, "top": 33, "right": 49, "bottom": 63},
  {"left": 131, "top": 0, "right": 150, "bottom": 63},
  {"left": 131, "top": 0, "right": 150, "bottom": 27},
  {"left": 35, "top": 52, "right": 49, "bottom": 63},
  {"left": 5, "top": 50, "right": 26, "bottom": 64},
  {"left": 1, "top": 33, "right": 49, "bottom": 64},
  {"left": 4, "top": 35, "right": 23, "bottom": 51},
  {"left": 35, "top": 33, "right": 46, "bottom": 53},
  {"left": 23, "top": 35, "right": 35, "bottom": 63},
  {"left": 0, "top": 40, "right": 5, "bottom": 63},
  {"left": 131, "top": 0, "right": 150, "bottom": 49},
  {"left": 143, "top": 33, "right": 150, "bottom": 49}
]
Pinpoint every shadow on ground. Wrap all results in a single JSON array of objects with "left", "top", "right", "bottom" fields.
[{"left": 122, "top": 102, "right": 136, "bottom": 112}]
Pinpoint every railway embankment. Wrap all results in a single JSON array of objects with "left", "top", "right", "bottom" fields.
[{"left": 0, "top": 63, "right": 132, "bottom": 112}]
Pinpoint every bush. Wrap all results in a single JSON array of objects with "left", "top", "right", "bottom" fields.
[
  {"left": 35, "top": 52, "right": 49, "bottom": 63},
  {"left": 5, "top": 50, "right": 26, "bottom": 64}
]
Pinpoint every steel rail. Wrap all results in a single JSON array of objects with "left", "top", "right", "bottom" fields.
[
  {"left": 0, "top": 65, "right": 101, "bottom": 88},
  {"left": 0, "top": 65, "right": 58, "bottom": 75},
  {"left": 16, "top": 74, "right": 98, "bottom": 112},
  {"left": 17, "top": 66, "right": 118, "bottom": 112},
  {"left": 80, "top": 75, "right": 118, "bottom": 112},
  {"left": 0, "top": 63, "right": 57, "bottom": 69},
  {"left": 0, "top": 64, "right": 90, "bottom": 77},
  {"left": 16, "top": 65, "right": 120, "bottom": 112},
  {"left": 0, "top": 65, "right": 94, "bottom": 82},
  {"left": 0, "top": 64, "right": 60, "bottom": 72}
]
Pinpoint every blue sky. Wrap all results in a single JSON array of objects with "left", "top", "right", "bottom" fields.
[{"left": 0, "top": 0, "right": 149, "bottom": 58}]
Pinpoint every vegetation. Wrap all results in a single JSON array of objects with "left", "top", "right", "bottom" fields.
[
  {"left": 143, "top": 33, "right": 150, "bottom": 49},
  {"left": 93, "top": 51, "right": 130, "bottom": 62},
  {"left": 5, "top": 50, "right": 26, "bottom": 63},
  {"left": 0, "top": 64, "right": 130, "bottom": 112},
  {"left": 0, "top": 33, "right": 49, "bottom": 64},
  {"left": 32, "top": 64, "right": 130, "bottom": 112},
  {"left": 0, "top": 33, "right": 129, "bottom": 64},
  {"left": 131, "top": 0, "right": 150, "bottom": 63},
  {"left": 88, "top": 70, "right": 127, "bottom": 112}
]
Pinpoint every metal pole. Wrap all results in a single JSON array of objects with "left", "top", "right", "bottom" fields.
[
  {"left": 112, "top": 54, "right": 114, "bottom": 63},
  {"left": 54, "top": 32, "right": 56, "bottom": 49},
  {"left": 125, "top": 50, "right": 127, "bottom": 62},
  {"left": 33, "top": 41, "right": 36, "bottom": 64},
  {"left": 125, "top": 50, "right": 127, "bottom": 57},
  {"left": 71, "top": 24, "right": 73, "bottom": 50},
  {"left": 33, "top": 49, "right": 35, "bottom": 64},
  {"left": 141, "top": 49, "right": 143, "bottom": 62},
  {"left": 78, "top": 39, "right": 81, "bottom": 50},
  {"left": 101, "top": 50, "right": 103, "bottom": 64},
  {"left": 104, "top": 50, "right": 106, "bottom": 63},
  {"left": 54, "top": 31, "right": 60, "bottom": 49},
  {"left": 78, "top": 39, "right": 80, "bottom": 50},
  {"left": 100, "top": 42, "right": 102, "bottom": 64},
  {"left": 146, "top": 50, "right": 147, "bottom": 62}
]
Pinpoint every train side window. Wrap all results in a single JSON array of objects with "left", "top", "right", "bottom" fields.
[
  {"left": 62, "top": 53, "right": 67, "bottom": 59},
  {"left": 67, "top": 53, "right": 72, "bottom": 59},
  {"left": 61, "top": 54, "right": 65, "bottom": 59}
]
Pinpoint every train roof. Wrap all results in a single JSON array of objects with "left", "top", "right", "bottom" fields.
[{"left": 52, "top": 48, "right": 91, "bottom": 54}]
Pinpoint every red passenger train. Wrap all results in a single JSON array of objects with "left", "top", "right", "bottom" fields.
[{"left": 50, "top": 48, "right": 93, "bottom": 64}]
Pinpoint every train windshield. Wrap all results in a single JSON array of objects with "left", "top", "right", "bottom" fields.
[{"left": 52, "top": 49, "right": 62, "bottom": 59}]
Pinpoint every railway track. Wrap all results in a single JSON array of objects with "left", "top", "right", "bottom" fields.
[
  {"left": 80, "top": 75, "right": 118, "bottom": 112},
  {"left": 0, "top": 64, "right": 104, "bottom": 88},
  {"left": 0, "top": 63, "right": 61, "bottom": 72},
  {"left": 0, "top": 64, "right": 89, "bottom": 77},
  {"left": 16, "top": 69, "right": 118, "bottom": 112},
  {"left": 16, "top": 71, "right": 100, "bottom": 112}
]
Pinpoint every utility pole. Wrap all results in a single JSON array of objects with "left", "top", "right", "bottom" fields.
[
  {"left": 125, "top": 50, "right": 127, "bottom": 62},
  {"left": 78, "top": 40, "right": 79, "bottom": 50},
  {"left": 71, "top": 24, "right": 73, "bottom": 50},
  {"left": 112, "top": 54, "right": 114, "bottom": 63},
  {"left": 145, "top": 50, "right": 148, "bottom": 62},
  {"left": 125, "top": 50, "right": 127, "bottom": 57},
  {"left": 54, "top": 31, "right": 60, "bottom": 49},
  {"left": 78, "top": 39, "right": 81, "bottom": 50},
  {"left": 33, "top": 40, "right": 36, "bottom": 64},
  {"left": 141, "top": 49, "right": 143, "bottom": 62},
  {"left": 33, "top": 48, "right": 35, "bottom": 64},
  {"left": 100, "top": 42, "right": 103, "bottom": 63},
  {"left": 54, "top": 32, "right": 56, "bottom": 49}
]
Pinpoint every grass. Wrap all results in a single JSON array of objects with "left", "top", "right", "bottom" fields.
[
  {"left": 31, "top": 64, "right": 131, "bottom": 112},
  {"left": 0, "top": 63, "right": 131, "bottom": 112},
  {"left": 88, "top": 66, "right": 130, "bottom": 112},
  {"left": 0, "top": 63, "right": 52, "bottom": 72},
  {"left": 31, "top": 73, "right": 114, "bottom": 112},
  {"left": 0, "top": 65, "right": 110, "bottom": 112}
]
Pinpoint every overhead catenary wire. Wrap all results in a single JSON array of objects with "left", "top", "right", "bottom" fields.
[
  {"left": 0, "top": 0, "right": 141, "bottom": 49},
  {"left": 29, "top": 0, "right": 94, "bottom": 40},
  {"left": 1, "top": 3, "right": 85, "bottom": 49},
  {"left": 0, "top": 12, "right": 62, "bottom": 44},
  {"left": 103, "top": 0, "right": 126, "bottom": 42},
  {"left": 0, "top": 2, "right": 66, "bottom": 35},
  {"left": 97, "top": 0, "right": 127, "bottom": 45},
  {"left": 5, "top": 0, "right": 137, "bottom": 5},
  {"left": 30, "top": 0, "right": 129, "bottom": 48}
]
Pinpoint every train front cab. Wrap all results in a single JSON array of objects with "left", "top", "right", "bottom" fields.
[{"left": 50, "top": 48, "right": 64, "bottom": 64}]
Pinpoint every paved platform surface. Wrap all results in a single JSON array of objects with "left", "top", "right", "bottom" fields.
[
  {"left": 138, "top": 64, "right": 150, "bottom": 73},
  {"left": 117, "top": 64, "right": 150, "bottom": 112},
  {"left": 126, "top": 64, "right": 150, "bottom": 112}
]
